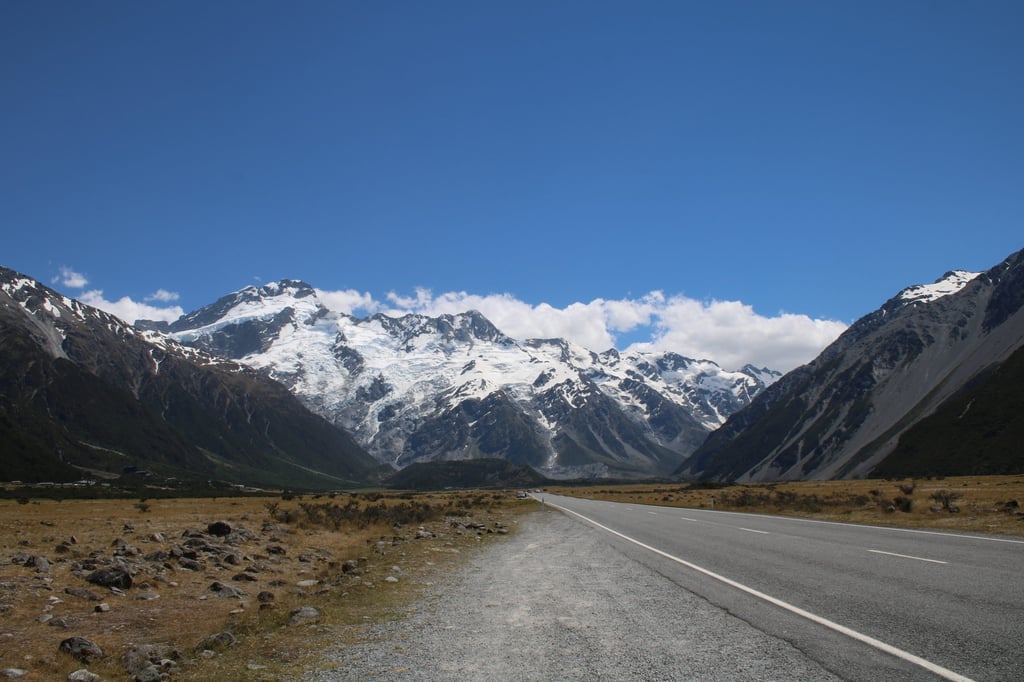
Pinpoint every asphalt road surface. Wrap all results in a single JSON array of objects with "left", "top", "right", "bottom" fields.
[
  {"left": 309, "top": 498, "right": 1022, "bottom": 681},
  {"left": 541, "top": 493, "right": 1024, "bottom": 681}
]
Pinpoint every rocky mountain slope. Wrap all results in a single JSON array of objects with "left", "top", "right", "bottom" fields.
[
  {"left": 682, "top": 248, "right": 1024, "bottom": 481},
  {"left": 149, "top": 282, "right": 779, "bottom": 479},
  {"left": 0, "top": 268, "right": 381, "bottom": 488}
]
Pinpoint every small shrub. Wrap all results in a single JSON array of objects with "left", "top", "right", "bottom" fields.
[
  {"left": 893, "top": 496, "right": 913, "bottom": 513},
  {"left": 930, "top": 489, "right": 961, "bottom": 511}
]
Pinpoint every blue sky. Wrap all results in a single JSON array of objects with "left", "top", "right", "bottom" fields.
[{"left": 3, "top": 1, "right": 1021, "bottom": 371}]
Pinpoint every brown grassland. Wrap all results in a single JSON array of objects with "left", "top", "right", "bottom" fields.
[
  {"left": 0, "top": 491, "right": 533, "bottom": 681},
  {"left": 549, "top": 475, "right": 1024, "bottom": 537}
]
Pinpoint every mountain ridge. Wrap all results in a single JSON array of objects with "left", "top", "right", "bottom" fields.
[
  {"left": 155, "top": 284, "right": 780, "bottom": 478},
  {"left": 0, "top": 267, "right": 382, "bottom": 488},
  {"left": 682, "top": 249, "right": 1024, "bottom": 481}
]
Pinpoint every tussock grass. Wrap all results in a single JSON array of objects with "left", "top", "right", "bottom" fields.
[{"left": 549, "top": 475, "right": 1024, "bottom": 536}]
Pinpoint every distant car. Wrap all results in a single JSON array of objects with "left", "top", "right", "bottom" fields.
[{"left": 516, "top": 491, "right": 529, "bottom": 499}]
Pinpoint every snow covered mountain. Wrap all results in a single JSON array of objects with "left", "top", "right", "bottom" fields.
[
  {"left": 0, "top": 268, "right": 380, "bottom": 488},
  {"left": 683, "top": 249, "right": 1024, "bottom": 481},
  {"left": 150, "top": 282, "right": 780, "bottom": 479}
]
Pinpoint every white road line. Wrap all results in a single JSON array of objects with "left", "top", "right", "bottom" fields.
[
  {"left": 549, "top": 501, "right": 975, "bottom": 682},
  {"left": 739, "top": 527, "right": 770, "bottom": 535},
  {"left": 648, "top": 511, "right": 658, "bottom": 515},
  {"left": 868, "top": 549, "right": 947, "bottom": 565}
]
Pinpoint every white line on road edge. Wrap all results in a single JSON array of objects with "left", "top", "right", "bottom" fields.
[
  {"left": 549, "top": 501, "right": 975, "bottom": 682},
  {"left": 867, "top": 549, "right": 947, "bottom": 564},
  {"left": 739, "top": 527, "right": 770, "bottom": 535}
]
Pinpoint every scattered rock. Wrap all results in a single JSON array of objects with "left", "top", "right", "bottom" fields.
[
  {"left": 67, "top": 670, "right": 101, "bottom": 682},
  {"left": 289, "top": 606, "right": 320, "bottom": 625},
  {"left": 59, "top": 636, "right": 104, "bottom": 663},
  {"left": 132, "top": 664, "right": 161, "bottom": 682},
  {"left": 296, "top": 579, "right": 319, "bottom": 588},
  {"left": 49, "top": 617, "right": 70, "bottom": 628},
  {"left": 208, "top": 581, "right": 245, "bottom": 598},
  {"left": 341, "top": 559, "right": 359, "bottom": 574},
  {"left": 64, "top": 581, "right": 102, "bottom": 598},
  {"left": 266, "top": 544, "right": 287, "bottom": 555},
  {"left": 0, "top": 670, "right": 28, "bottom": 679},
  {"left": 256, "top": 591, "right": 275, "bottom": 603},
  {"left": 232, "top": 572, "right": 258, "bottom": 582},
  {"left": 195, "top": 631, "right": 236, "bottom": 652},
  {"left": 86, "top": 567, "right": 132, "bottom": 590},
  {"left": 123, "top": 643, "right": 180, "bottom": 678},
  {"left": 95, "top": 603, "right": 111, "bottom": 613},
  {"left": 207, "top": 521, "right": 232, "bottom": 537},
  {"left": 385, "top": 576, "right": 399, "bottom": 583}
]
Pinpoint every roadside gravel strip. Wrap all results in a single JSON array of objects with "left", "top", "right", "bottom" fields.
[{"left": 307, "top": 510, "right": 840, "bottom": 681}]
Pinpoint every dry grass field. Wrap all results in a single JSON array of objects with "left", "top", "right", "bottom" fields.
[
  {"left": 0, "top": 491, "right": 533, "bottom": 681},
  {"left": 549, "top": 475, "right": 1024, "bottom": 536}
]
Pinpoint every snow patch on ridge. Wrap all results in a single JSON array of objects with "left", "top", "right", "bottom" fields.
[{"left": 898, "top": 270, "right": 980, "bottom": 305}]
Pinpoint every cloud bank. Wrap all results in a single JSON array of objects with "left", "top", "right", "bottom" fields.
[
  {"left": 53, "top": 264, "right": 845, "bottom": 372},
  {"left": 79, "top": 290, "right": 185, "bottom": 324},
  {"left": 319, "top": 287, "right": 847, "bottom": 372}
]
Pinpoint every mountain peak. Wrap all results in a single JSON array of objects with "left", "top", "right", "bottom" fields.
[{"left": 896, "top": 269, "right": 981, "bottom": 306}]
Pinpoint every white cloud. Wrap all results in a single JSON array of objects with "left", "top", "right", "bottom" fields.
[
  {"left": 57, "top": 272, "right": 846, "bottom": 371},
  {"left": 54, "top": 267, "right": 88, "bottom": 289},
  {"left": 79, "top": 290, "right": 184, "bottom": 324},
  {"left": 377, "top": 288, "right": 847, "bottom": 372},
  {"left": 316, "top": 288, "right": 380, "bottom": 315},
  {"left": 145, "top": 288, "right": 180, "bottom": 303},
  {"left": 628, "top": 296, "right": 848, "bottom": 371}
]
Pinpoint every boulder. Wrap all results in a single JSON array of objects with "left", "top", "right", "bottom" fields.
[
  {"left": 207, "top": 521, "right": 232, "bottom": 536},
  {"left": 195, "top": 631, "right": 236, "bottom": 652},
  {"left": 208, "top": 581, "right": 245, "bottom": 598},
  {"left": 59, "top": 637, "right": 104, "bottom": 663},
  {"left": 86, "top": 567, "right": 132, "bottom": 589},
  {"left": 289, "top": 606, "right": 320, "bottom": 625}
]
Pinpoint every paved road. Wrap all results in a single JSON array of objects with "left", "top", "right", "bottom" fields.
[
  {"left": 310, "top": 511, "right": 840, "bottom": 681},
  {"left": 540, "top": 493, "right": 1024, "bottom": 681}
]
